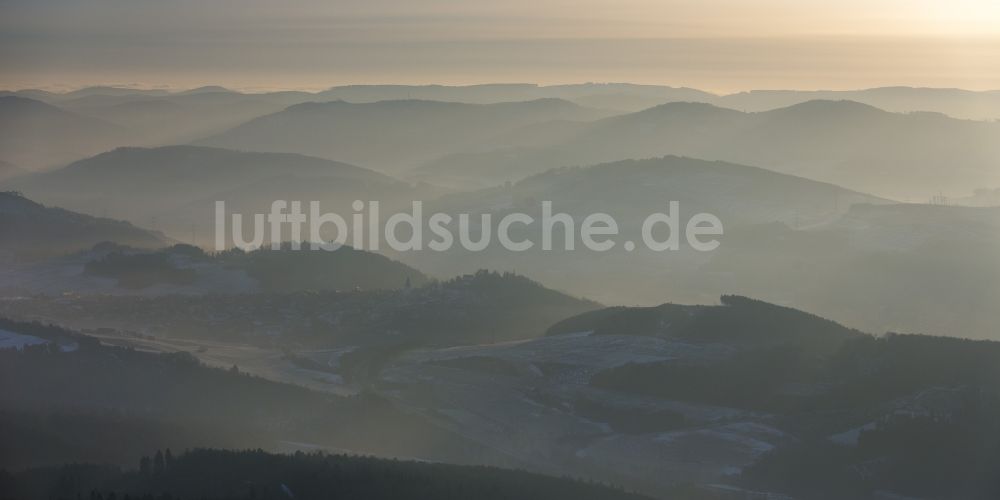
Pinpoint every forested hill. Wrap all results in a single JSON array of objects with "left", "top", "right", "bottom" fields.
[
  {"left": 547, "top": 295, "right": 863, "bottom": 347},
  {"left": 0, "top": 191, "right": 168, "bottom": 260},
  {"left": 0, "top": 318, "right": 486, "bottom": 470},
  {"left": 0, "top": 448, "right": 652, "bottom": 500}
]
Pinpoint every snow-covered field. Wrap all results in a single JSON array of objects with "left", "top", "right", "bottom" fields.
[
  {"left": 89, "top": 331, "right": 360, "bottom": 396},
  {"left": 64, "top": 327, "right": 791, "bottom": 492},
  {"left": 0, "top": 253, "right": 259, "bottom": 297},
  {"left": 0, "top": 329, "right": 48, "bottom": 350},
  {"left": 376, "top": 332, "right": 790, "bottom": 490}
]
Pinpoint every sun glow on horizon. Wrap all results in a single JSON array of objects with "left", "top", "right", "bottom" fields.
[{"left": 1, "top": 0, "right": 999, "bottom": 91}]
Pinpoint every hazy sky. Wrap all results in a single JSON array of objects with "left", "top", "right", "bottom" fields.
[{"left": 1, "top": 0, "right": 999, "bottom": 92}]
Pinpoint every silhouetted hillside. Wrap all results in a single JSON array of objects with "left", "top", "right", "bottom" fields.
[
  {"left": 0, "top": 191, "right": 168, "bottom": 260},
  {"left": 2, "top": 242, "right": 428, "bottom": 295},
  {"left": 211, "top": 244, "right": 428, "bottom": 293},
  {"left": 408, "top": 155, "right": 886, "bottom": 306},
  {"left": 577, "top": 299, "right": 1000, "bottom": 410},
  {"left": 0, "top": 270, "right": 599, "bottom": 346},
  {"left": 0, "top": 319, "right": 492, "bottom": 470},
  {"left": 59, "top": 87, "right": 172, "bottom": 99},
  {"left": 588, "top": 335, "right": 1000, "bottom": 498},
  {"left": 0, "top": 97, "right": 132, "bottom": 169},
  {"left": 0, "top": 161, "right": 24, "bottom": 181},
  {"left": 700, "top": 203, "right": 1000, "bottom": 339},
  {"left": 715, "top": 86, "right": 1000, "bottom": 120},
  {"left": 548, "top": 295, "right": 863, "bottom": 347},
  {"left": 1, "top": 448, "right": 651, "bottom": 500},
  {"left": 431, "top": 155, "right": 884, "bottom": 227},
  {"left": 59, "top": 91, "right": 305, "bottom": 145},
  {"left": 539, "top": 298, "right": 1000, "bottom": 498},
  {"left": 197, "top": 98, "right": 612, "bottom": 172},
  {"left": 371, "top": 294, "right": 1000, "bottom": 499},
  {"left": 2, "top": 145, "right": 428, "bottom": 241},
  {"left": 415, "top": 100, "right": 1000, "bottom": 198}
]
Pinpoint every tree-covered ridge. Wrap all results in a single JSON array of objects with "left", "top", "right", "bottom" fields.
[
  {"left": 83, "top": 243, "right": 429, "bottom": 292},
  {"left": 591, "top": 330, "right": 1000, "bottom": 411},
  {"left": 1, "top": 448, "right": 652, "bottom": 500},
  {"left": 580, "top": 308, "right": 1000, "bottom": 498},
  {"left": 85, "top": 249, "right": 197, "bottom": 289},
  {"left": 216, "top": 244, "right": 430, "bottom": 292},
  {"left": 435, "top": 269, "right": 597, "bottom": 309},
  {"left": 0, "top": 319, "right": 488, "bottom": 471},
  {"left": 1, "top": 270, "right": 599, "bottom": 347},
  {"left": 548, "top": 295, "right": 862, "bottom": 349},
  {"left": 0, "top": 191, "right": 167, "bottom": 260},
  {"left": 740, "top": 403, "right": 1000, "bottom": 499}
]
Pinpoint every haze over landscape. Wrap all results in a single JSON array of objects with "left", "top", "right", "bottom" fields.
[
  {"left": 3, "top": 0, "right": 1000, "bottom": 91},
  {"left": 1, "top": 1, "right": 999, "bottom": 500}
]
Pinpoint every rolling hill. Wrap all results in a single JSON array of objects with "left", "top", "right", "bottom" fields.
[
  {"left": 414, "top": 100, "right": 1000, "bottom": 199},
  {"left": 377, "top": 295, "right": 1000, "bottom": 498},
  {"left": 0, "top": 96, "right": 133, "bottom": 169},
  {"left": 700, "top": 203, "right": 1000, "bottom": 339},
  {"left": 3, "top": 448, "right": 651, "bottom": 500},
  {"left": 714, "top": 86, "right": 1000, "bottom": 120},
  {"left": 310, "top": 84, "right": 1000, "bottom": 119},
  {"left": 0, "top": 191, "right": 169, "bottom": 261},
  {"left": 406, "top": 155, "right": 888, "bottom": 300},
  {"left": 0, "top": 160, "right": 24, "bottom": 181},
  {"left": 57, "top": 90, "right": 310, "bottom": 145},
  {"left": 426, "top": 155, "right": 886, "bottom": 227},
  {"left": 197, "top": 98, "right": 615, "bottom": 172},
  {"left": 401, "top": 157, "right": 1000, "bottom": 339},
  {"left": 2, "top": 145, "right": 430, "bottom": 242},
  {"left": 0, "top": 319, "right": 498, "bottom": 471},
  {"left": 396, "top": 156, "right": 888, "bottom": 316},
  {"left": 0, "top": 269, "right": 600, "bottom": 347}
]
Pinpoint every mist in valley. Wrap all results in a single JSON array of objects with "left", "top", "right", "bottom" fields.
[{"left": 2, "top": 1, "right": 1000, "bottom": 499}]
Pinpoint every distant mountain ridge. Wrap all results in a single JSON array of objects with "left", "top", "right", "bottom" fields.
[
  {"left": 0, "top": 160, "right": 24, "bottom": 181},
  {"left": 9, "top": 83, "right": 998, "bottom": 118},
  {"left": 404, "top": 156, "right": 1000, "bottom": 340},
  {"left": 405, "top": 154, "right": 888, "bottom": 313},
  {"left": 0, "top": 96, "right": 133, "bottom": 169},
  {"left": 196, "top": 98, "right": 616, "bottom": 172},
  {"left": 696, "top": 203, "right": 1000, "bottom": 339},
  {"left": 57, "top": 90, "right": 307, "bottom": 145},
  {"left": 1, "top": 145, "right": 427, "bottom": 241},
  {"left": 427, "top": 155, "right": 886, "bottom": 229},
  {"left": 715, "top": 86, "right": 1000, "bottom": 120},
  {"left": 416, "top": 99, "right": 1000, "bottom": 199}
]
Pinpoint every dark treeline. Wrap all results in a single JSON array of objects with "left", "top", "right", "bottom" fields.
[
  {"left": 592, "top": 332, "right": 1000, "bottom": 413},
  {"left": 85, "top": 250, "right": 197, "bottom": 289},
  {"left": 577, "top": 298, "right": 1000, "bottom": 498},
  {"left": 0, "top": 319, "right": 492, "bottom": 471},
  {"left": 215, "top": 244, "right": 430, "bottom": 292},
  {"left": 740, "top": 409, "right": 1000, "bottom": 499},
  {"left": 4, "top": 269, "right": 599, "bottom": 347},
  {"left": 0, "top": 410, "right": 238, "bottom": 476},
  {"left": 547, "top": 295, "right": 863, "bottom": 349},
  {"left": 0, "top": 448, "right": 652, "bottom": 500},
  {"left": 83, "top": 243, "right": 428, "bottom": 292}
]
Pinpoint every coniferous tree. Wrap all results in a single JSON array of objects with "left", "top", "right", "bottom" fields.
[{"left": 153, "top": 451, "right": 164, "bottom": 476}]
